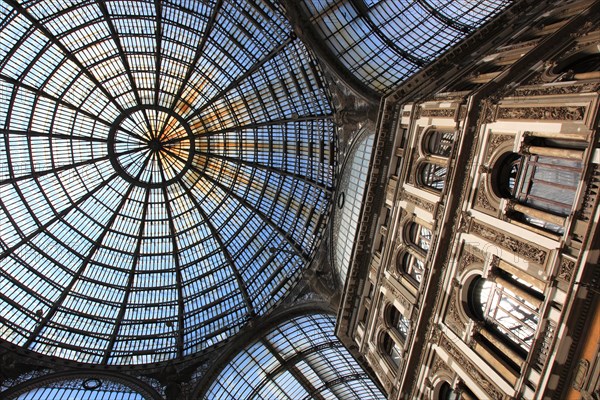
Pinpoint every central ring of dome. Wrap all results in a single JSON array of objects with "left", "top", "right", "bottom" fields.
[{"left": 107, "top": 106, "right": 195, "bottom": 188}]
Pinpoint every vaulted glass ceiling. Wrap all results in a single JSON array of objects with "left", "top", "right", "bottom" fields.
[
  {"left": 0, "top": 0, "right": 334, "bottom": 365},
  {"left": 300, "top": 0, "right": 512, "bottom": 93},
  {"left": 202, "top": 313, "right": 385, "bottom": 400}
]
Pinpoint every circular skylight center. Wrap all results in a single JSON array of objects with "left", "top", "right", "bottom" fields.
[{"left": 108, "top": 107, "right": 195, "bottom": 188}]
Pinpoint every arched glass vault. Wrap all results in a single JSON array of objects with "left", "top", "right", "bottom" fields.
[
  {"left": 201, "top": 313, "right": 385, "bottom": 400},
  {"left": 298, "top": 0, "right": 512, "bottom": 94},
  {"left": 0, "top": 0, "right": 335, "bottom": 366}
]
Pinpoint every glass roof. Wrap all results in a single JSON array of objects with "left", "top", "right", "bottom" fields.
[
  {"left": 300, "top": 0, "right": 512, "bottom": 93},
  {"left": 202, "top": 313, "right": 385, "bottom": 400},
  {"left": 333, "top": 131, "right": 373, "bottom": 285},
  {"left": 0, "top": 0, "right": 334, "bottom": 365}
]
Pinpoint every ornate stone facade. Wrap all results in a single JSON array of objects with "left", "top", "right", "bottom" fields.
[{"left": 339, "top": 2, "right": 600, "bottom": 400}]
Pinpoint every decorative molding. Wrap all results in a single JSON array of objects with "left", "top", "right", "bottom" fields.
[
  {"left": 572, "top": 359, "right": 590, "bottom": 391},
  {"left": 407, "top": 148, "right": 418, "bottom": 185},
  {"left": 482, "top": 99, "right": 497, "bottom": 123},
  {"left": 440, "top": 335, "right": 507, "bottom": 400},
  {"left": 445, "top": 288, "right": 467, "bottom": 335},
  {"left": 486, "top": 133, "right": 514, "bottom": 162},
  {"left": 382, "top": 281, "right": 412, "bottom": 311},
  {"left": 420, "top": 108, "right": 456, "bottom": 118},
  {"left": 496, "top": 106, "right": 586, "bottom": 121},
  {"left": 513, "top": 82, "right": 600, "bottom": 97},
  {"left": 533, "top": 320, "right": 556, "bottom": 370},
  {"left": 457, "top": 211, "right": 472, "bottom": 234},
  {"left": 475, "top": 178, "right": 498, "bottom": 211},
  {"left": 579, "top": 165, "right": 599, "bottom": 222},
  {"left": 470, "top": 221, "right": 548, "bottom": 265},
  {"left": 557, "top": 257, "right": 576, "bottom": 282},
  {"left": 435, "top": 204, "right": 446, "bottom": 227},
  {"left": 402, "top": 192, "right": 435, "bottom": 213},
  {"left": 367, "top": 351, "right": 393, "bottom": 393},
  {"left": 429, "top": 355, "right": 448, "bottom": 379}
]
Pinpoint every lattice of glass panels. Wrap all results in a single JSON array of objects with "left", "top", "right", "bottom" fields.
[{"left": 0, "top": 0, "right": 335, "bottom": 365}]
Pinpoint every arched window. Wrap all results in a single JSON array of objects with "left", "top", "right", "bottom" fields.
[
  {"left": 381, "top": 331, "right": 402, "bottom": 368},
  {"left": 494, "top": 149, "right": 583, "bottom": 233},
  {"left": 420, "top": 162, "right": 448, "bottom": 191},
  {"left": 400, "top": 252, "right": 425, "bottom": 283},
  {"left": 0, "top": 375, "right": 158, "bottom": 400},
  {"left": 468, "top": 275, "right": 540, "bottom": 352},
  {"left": 385, "top": 304, "right": 410, "bottom": 342},
  {"left": 407, "top": 222, "right": 432, "bottom": 253},
  {"left": 425, "top": 130, "right": 454, "bottom": 157},
  {"left": 438, "top": 382, "right": 460, "bottom": 400}
]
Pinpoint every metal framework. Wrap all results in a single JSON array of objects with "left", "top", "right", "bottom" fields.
[
  {"left": 0, "top": 0, "right": 335, "bottom": 366},
  {"left": 201, "top": 313, "right": 385, "bottom": 400},
  {"left": 298, "top": 0, "right": 512, "bottom": 93}
]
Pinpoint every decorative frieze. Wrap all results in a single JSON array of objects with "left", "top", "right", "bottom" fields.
[
  {"left": 470, "top": 221, "right": 548, "bottom": 265},
  {"left": 420, "top": 108, "right": 456, "bottom": 118},
  {"left": 513, "top": 82, "right": 600, "bottom": 97},
  {"left": 496, "top": 106, "right": 586, "bottom": 121},
  {"left": 440, "top": 335, "right": 508, "bottom": 400},
  {"left": 402, "top": 192, "right": 435, "bottom": 213}
]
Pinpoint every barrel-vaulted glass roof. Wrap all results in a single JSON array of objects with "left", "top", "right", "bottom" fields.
[
  {"left": 0, "top": 0, "right": 335, "bottom": 365},
  {"left": 300, "top": 0, "right": 512, "bottom": 94},
  {"left": 202, "top": 313, "right": 385, "bottom": 400}
]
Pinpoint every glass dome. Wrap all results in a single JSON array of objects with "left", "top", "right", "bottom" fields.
[{"left": 0, "top": 0, "right": 335, "bottom": 365}]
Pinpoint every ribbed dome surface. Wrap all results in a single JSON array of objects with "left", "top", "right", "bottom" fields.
[{"left": 0, "top": 0, "right": 334, "bottom": 365}]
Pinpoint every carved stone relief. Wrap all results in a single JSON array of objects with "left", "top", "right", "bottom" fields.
[
  {"left": 439, "top": 335, "right": 508, "bottom": 400},
  {"left": 557, "top": 257, "right": 576, "bottom": 282},
  {"left": 513, "top": 82, "right": 600, "bottom": 97},
  {"left": 402, "top": 192, "right": 435, "bottom": 213},
  {"left": 496, "top": 106, "right": 586, "bottom": 121},
  {"left": 366, "top": 351, "right": 393, "bottom": 393},
  {"left": 445, "top": 288, "right": 467, "bottom": 335},
  {"left": 485, "top": 133, "right": 515, "bottom": 163},
  {"left": 429, "top": 355, "right": 450, "bottom": 380},
  {"left": 475, "top": 177, "right": 498, "bottom": 212},
  {"left": 457, "top": 249, "right": 484, "bottom": 277},
  {"left": 482, "top": 99, "right": 498, "bottom": 123},
  {"left": 470, "top": 221, "right": 548, "bottom": 265},
  {"left": 407, "top": 148, "right": 418, "bottom": 185},
  {"left": 420, "top": 108, "right": 456, "bottom": 118},
  {"left": 457, "top": 211, "right": 472, "bottom": 234}
]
